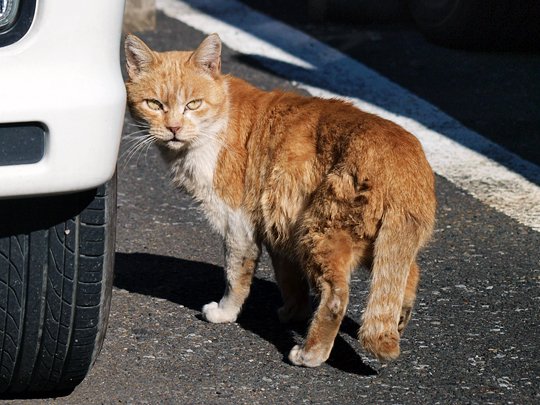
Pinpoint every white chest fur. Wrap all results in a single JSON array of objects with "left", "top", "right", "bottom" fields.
[{"left": 169, "top": 136, "right": 230, "bottom": 236}]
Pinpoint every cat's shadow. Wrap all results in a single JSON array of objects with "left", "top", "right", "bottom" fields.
[{"left": 114, "top": 252, "right": 377, "bottom": 376}]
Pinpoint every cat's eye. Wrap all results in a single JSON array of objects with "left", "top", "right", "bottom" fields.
[
  {"left": 146, "top": 99, "right": 163, "bottom": 111},
  {"left": 186, "top": 99, "right": 202, "bottom": 111}
]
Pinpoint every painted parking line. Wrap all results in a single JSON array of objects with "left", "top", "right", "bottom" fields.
[{"left": 157, "top": 0, "right": 540, "bottom": 232}]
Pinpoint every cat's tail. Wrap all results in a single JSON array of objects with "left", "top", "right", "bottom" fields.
[{"left": 359, "top": 208, "right": 433, "bottom": 361}]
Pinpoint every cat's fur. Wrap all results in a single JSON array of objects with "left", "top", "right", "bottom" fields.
[{"left": 125, "top": 34, "right": 436, "bottom": 367}]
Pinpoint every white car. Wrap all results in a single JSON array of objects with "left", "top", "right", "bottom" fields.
[{"left": 0, "top": 0, "right": 125, "bottom": 394}]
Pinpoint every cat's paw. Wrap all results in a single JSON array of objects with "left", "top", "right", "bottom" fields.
[
  {"left": 277, "top": 304, "right": 311, "bottom": 324},
  {"left": 360, "top": 326, "right": 400, "bottom": 361},
  {"left": 201, "top": 302, "right": 238, "bottom": 323},
  {"left": 288, "top": 344, "right": 328, "bottom": 367}
]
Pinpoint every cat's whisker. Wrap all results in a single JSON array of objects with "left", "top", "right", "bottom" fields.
[
  {"left": 121, "top": 145, "right": 146, "bottom": 167},
  {"left": 122, "top": 133, "right": 153, "bottom": 148},
  {"left": 122, "top": 146, "right": 150, "bottom": 169},
  {"left": 134, "top": 136, "right": 158, "bottom": 166},
  {"left": 124, "top": 125, "right": 151, "bottom": 133},
  {"left": 124, "top": 133, "right": 153, "bottom": 142},
  {"left": 125, "top": 123, "right": 145, "bottom": 129},
  {"left": 126, "top": 119, "right": 151, "bottom": 127},
  {"left": 120, "top": 135, "right": 156, "bottom": 168},
  {"left": 125, "top": 126, "right": 151, "bottom": 133},
  {"left": 126, "top": 136, "right": 154, "bottom": 156},
  {"left": 123, "top": 133, "right": 152, "bottom": 146},
  {"left": 126, "top": 121, "right": 150, "bottom": 127},
  {"left": 141, "top": 137, "right": 157, "bottom": 166},
  {"left": 123, "top": 129, "right": 152, "bottom": 139}
]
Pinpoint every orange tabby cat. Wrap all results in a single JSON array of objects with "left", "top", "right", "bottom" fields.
[{"left": 125, "top": 34, "right": 436, "bottom": 367}]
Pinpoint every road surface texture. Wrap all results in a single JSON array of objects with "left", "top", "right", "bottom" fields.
[{"left": 6, "top": 1, "right": 539, "bottom": 403}]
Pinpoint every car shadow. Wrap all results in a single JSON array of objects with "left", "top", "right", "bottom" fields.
[
  {"left": 114, "top": 252, "right": 377, "bottom": 376},
  {"left": 0, "top": 389, "right": 75, "bottom": 401}
]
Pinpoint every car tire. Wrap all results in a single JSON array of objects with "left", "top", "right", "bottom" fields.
[{"left": 0, "top": 176, "right": 116, "bottom": 394}]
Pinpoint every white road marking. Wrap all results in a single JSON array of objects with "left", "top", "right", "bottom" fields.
[{"left": 157, "top": 0, "right": 540, "bottom": 232}]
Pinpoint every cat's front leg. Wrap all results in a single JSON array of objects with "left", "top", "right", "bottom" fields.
[{"left": 202, "top": 228, "right": 260, "bottom": 324}]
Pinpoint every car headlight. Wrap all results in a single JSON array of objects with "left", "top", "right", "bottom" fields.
[{"left": 0, "top": 0, "right": 20, "bottom": 31}]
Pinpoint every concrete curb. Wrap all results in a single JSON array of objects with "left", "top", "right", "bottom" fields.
[{"left": 124, "top": 0, "right": 156, "bottom": 32}]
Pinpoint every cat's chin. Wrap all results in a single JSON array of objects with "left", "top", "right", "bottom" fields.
[{"left": 163, "top": 139, "right": 187, "bottom": 151}]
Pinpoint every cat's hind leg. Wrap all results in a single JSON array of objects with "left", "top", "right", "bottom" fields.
[
  {"left": 288, "top": 229, "right": 359, "bottom": 367},
  {"left": 269, "top": 251, "right": 311, "bottom": 323},
  {"left": 202, "top": 223, "right": 260, "bottom": 324}
]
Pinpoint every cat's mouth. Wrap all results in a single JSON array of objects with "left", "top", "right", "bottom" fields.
[{"left": 165, "top": 138, "right": 186, "bottom": 150}]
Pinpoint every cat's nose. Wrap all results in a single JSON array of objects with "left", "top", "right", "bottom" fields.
[{"left": 167, "top": 126, "right": 181, "bottom": 135}]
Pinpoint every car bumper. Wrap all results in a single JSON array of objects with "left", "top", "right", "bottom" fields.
[{"left": 0, "top": 0, "right": 126, "bottom": 198}]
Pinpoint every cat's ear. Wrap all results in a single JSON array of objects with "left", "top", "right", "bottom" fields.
[
  {"left": 125, "top": 34, "right": 155, "bottom": 79},
  {"left": 191, "top": 34, "right": 222, "bottom": 77}
]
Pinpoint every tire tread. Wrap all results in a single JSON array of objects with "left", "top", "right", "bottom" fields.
[{"left": 0, "top": 178, "right": 115, "bottom": 394}]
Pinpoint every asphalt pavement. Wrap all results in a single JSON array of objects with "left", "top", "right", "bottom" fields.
[{"left": 10, "top": 2, "right": 539, "bottom": 404}]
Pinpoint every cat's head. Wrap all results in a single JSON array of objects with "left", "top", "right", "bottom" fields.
[{"left": 125, "top": 34, "right": 228, "bottom": 151}]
